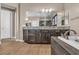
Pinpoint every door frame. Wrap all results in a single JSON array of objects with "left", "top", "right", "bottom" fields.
[{"left": 0, "top": 4, "right": 16, "bottom": 39}]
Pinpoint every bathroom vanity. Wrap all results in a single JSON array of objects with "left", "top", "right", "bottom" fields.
[
  {"left": 51, "top": 36, "right": 79, "bottom": 55},
  {"left": 23, "top": 26, "right": 69, "bottom": 44}
]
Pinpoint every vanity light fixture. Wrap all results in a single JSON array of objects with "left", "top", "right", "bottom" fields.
[
  {"left": 42, "top": 9, "right": 45, "bottom": 12},
  {"left": 41, "top": 8, "right": 55, "bottom": 13},
  {"left": 49, "top": 8, "right": 55, "bottom": 12},
  {"left": 45, "top": 9, "right": 49, "bottom": 12}
]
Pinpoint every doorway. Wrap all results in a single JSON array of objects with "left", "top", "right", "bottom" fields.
[{"left": 1, "top": 6, "right": 15, "bottom": 39}]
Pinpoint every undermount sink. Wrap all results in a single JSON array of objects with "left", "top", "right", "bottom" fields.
[
  {"left": 63, "top": 29, "right": 79, "bottom": 42},
  {"left": 67, "top": 36, "right": 79, "bottom": 42}
]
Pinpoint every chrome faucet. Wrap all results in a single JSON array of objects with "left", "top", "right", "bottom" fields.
[{"left": 64, "top": 29, "right": 77, "bottom": 39}]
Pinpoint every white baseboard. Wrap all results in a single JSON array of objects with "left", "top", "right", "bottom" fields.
[
  {"left": 16, "top": 39, "right": 24, "bottom": 42},
  {"left": 0, "top": 41, "right": 1, "bottom": 45}
]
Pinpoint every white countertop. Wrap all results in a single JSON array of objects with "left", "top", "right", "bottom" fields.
[
  {"left": 58, "top": 36, "right": 79, "bottom": 51},
  {"left": 23, "top": 26, "right": 70, "bottom": 30}
]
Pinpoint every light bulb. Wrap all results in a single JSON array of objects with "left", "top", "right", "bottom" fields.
[
  {"left": 49, "top": 8, "right": 55, "bottom": 12},
  {"left": 42, "top": 9, "right": 45, "bottom": 12},
  {"left": 45, "top": 9, "right": 49, "bottom": 12},
  {"left": 49, "top": 8, "right": 53, "bottom": 12}
]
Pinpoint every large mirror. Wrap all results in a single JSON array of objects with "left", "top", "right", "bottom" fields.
[{"left": 23, "top": 3, "right": 69, "bottom": 27}]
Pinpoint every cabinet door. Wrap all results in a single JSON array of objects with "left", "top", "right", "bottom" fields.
[
  {"left": 41, "top": 30, "right": 50, "bottom": 43},
  {"left": 35, "top": 30, "right": 41, "bottom": 43},
  {"left": 41, "top": 30, "right": 46, "bottom": 43},
  {"left": 23, "top": 29, "right": 28, "bottom": 42},
  {"left": 50, "top": 30, "right": 55, "bottom": 36},
  {"left": 50, "top": 30, "right": 61, "bottom": 36},
  {"left": 28, "top": 30, "right": 36, "bottom": 43},
  {"left": 45, "top": 31, "right": 51, "bottom": 43}
]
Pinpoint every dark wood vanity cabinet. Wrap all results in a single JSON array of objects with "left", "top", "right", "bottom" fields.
[
  {"left": 23, "top": 29, "right": 69, "bottom": 44},
  {"left": 23, "top": 29, "right": 51, "bottom": 44},
  {"left": 41, "top": 30, "right": 51, "bottom": 43},
  {"left": 23, "top": 29, "right": 41, "bottom": 43}
]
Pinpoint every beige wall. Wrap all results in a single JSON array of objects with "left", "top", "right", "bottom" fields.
[
  {"left": 65, "top": 3, "right": 79, "bottom": 35},
  {"left": 0, "top": 4, "right": 1, "bottom": 38}
]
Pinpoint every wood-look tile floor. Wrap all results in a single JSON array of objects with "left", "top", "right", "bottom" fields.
[{"left": 0, "top": 39, "right": 51, "bottom": 55}]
